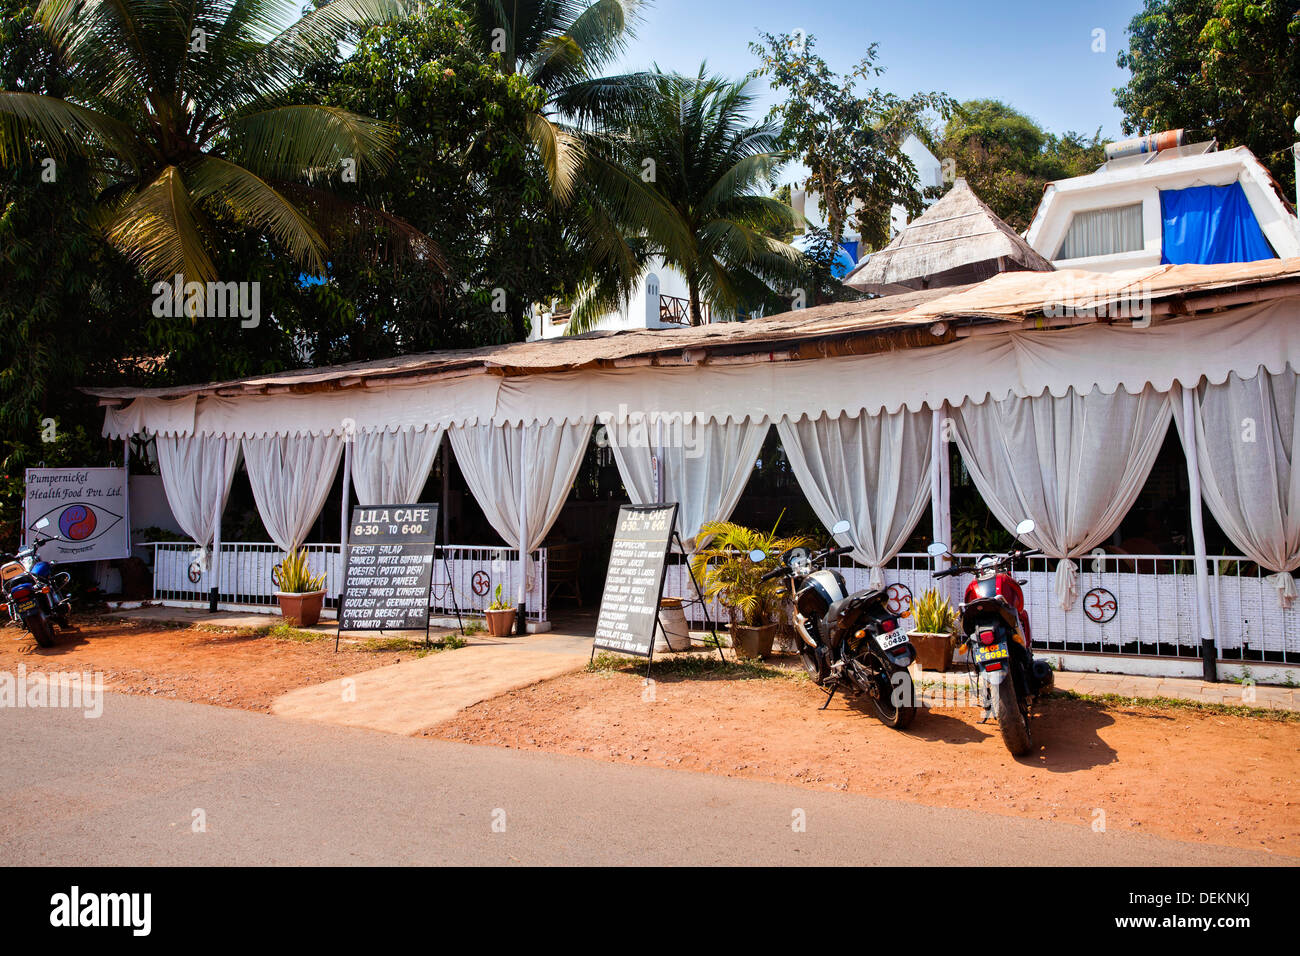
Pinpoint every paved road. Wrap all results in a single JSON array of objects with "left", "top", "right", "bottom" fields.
[{"left": 0, "top": 692, "right": 1279, "bottom": 866}]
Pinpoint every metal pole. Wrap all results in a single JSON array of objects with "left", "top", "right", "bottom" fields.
[
  {"left": 209, "top": 439, "right": 225, "bottom": 613},
  {"left": 930, "top": 407, "right": 953, "bottom": 600},
  {"left": 1181, "top": 387, "right": 1217, "bottom": 681},
  {"left": 440, "top": 434, "right": 451, "bottom": 545},
  {"left": 340, "top": 437, "right": 353, "bottom": 538},
  {"left": 516, "top": 430, "right": 528, "bottom": 635}
]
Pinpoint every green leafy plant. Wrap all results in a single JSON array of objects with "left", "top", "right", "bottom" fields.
[
  {"left": 689, "top": 519, "right": 813, "bottom": 628},
  {"left": 272, "top": 548, "right": 326, "bottom": 594},
  {"left": 487, "top": 583, "right": 513, "bottom": 611},
  {"left": 912, "top": 588, "right": 958, "bottom": 637}
]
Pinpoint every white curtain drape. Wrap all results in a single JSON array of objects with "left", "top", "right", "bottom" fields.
[
  {"left": 241, "top": 434, "right": 343, "bottom": 553},
  {"left": 449, "top": 421, "right": 590, "bottom": 581},
  {"left": 950, "top": 385, "right": 1172, "bottom": 609},
  {"left": 1056, "top": 202, "right": 1144, "bottom": 259},
  {"left": 1172, "top": 368, "right": 1300, "bottom": 606},
  {"left": 608, "top": 417, "right": 768, "bottom": 550},
  {"left": 155, "top": 434, "right": 241, "bottom": 550},
  {"left": 777, "top": 410, "right": 932, "bottom": 589},
  {"left": 351, "top": 428, "right": 443, "bottom": 506}
]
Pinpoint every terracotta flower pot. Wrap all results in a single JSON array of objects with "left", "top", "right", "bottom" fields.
[
  {"left": 732, "top": 623, "right": 777, "bottom": 660},
  {"left": 485, "top": 608, "right": 516, "bottom": 637},
  {"left": 910, "top": 631, "right": 955, "bottom": 672},
  {"left": 276, "top": 589, "right": 326, "bottom": 627}
]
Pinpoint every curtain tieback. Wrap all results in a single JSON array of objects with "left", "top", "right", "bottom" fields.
[
  {"left": 867, "top": 564, "right": 885, "bottom": 591},
  {"left": 1265, "top": 571, "right": 1296, "bottom": 609},
  {"left": 1054, "top": 558, "right": 1079, "bottom": 611}
]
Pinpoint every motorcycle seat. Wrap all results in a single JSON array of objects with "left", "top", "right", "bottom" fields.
[{"left": 825, "top": 588, "right": 885, "bottom": 627}]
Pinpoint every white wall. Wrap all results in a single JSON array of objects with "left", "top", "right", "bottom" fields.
[{"left": 529, "top": 257, "right": 703, "bottom": 339}]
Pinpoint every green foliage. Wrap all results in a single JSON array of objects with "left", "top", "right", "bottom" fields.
[
  {"left": 571, "top": 65, "right": 805, "bottom": 329},
  {"left": 1114, "top": 0, "right": 1299, "bottom": 195},
  {"left": 911, "top": 589, "right": 957, "bottom": 637},
  {"left": 750, "top": 31, "right": 954, "bottom": 251},
  {"left": 689, "top": 519, "right": 812, "bottom": 628},
  {"left": 272, "top": 548, "right": 326, "bottom": 593},
  {"left": 487, "top": 582, "right": 513, "bottom": 611},
  {"left": 928, "top": 99, "right": 1106, "bottom": 231}
]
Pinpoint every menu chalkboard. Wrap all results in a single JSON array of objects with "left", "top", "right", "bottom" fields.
[
  {"left": 592, "top": 503, "right": 678, "bottom": 657},
  {"left": 338, "top": 504, "right": 439, "bottom": 633}
]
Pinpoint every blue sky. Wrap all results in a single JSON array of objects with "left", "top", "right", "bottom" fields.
[{"left": 613, "top": 0, "right": 1143, "bottom": 143}]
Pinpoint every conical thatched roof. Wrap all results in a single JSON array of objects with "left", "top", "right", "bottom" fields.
[{"left": 844, "top": 178, "right": 1054, "bottom": 295}]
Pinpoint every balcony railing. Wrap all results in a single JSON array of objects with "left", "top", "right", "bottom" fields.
[{"left": 659, "top": 294, "right": 690, "bottom": 325}]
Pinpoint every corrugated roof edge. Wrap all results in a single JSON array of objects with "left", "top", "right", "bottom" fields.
[{"left": 83, "top": 258, "right": 1300, "bottom": 403}]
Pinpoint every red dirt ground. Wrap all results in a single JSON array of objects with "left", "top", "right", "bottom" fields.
[
  {"left": 0, "top": 615, "right": 429, "bottom": 711},
  {"left": 428, "top": 660, "right": 1300, "bottom": 858}
]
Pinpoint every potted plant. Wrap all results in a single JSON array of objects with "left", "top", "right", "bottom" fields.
[
  {"left": 484, "top": 584, "right": 516, "bottom": 637},
  {"left": 909, "top": 588, "right": 958, "bottom": 671},
  {"left": 690, "top": 520, "right": 812, "bottom": 659},
  {"left": 272, "top": 548, "right": 327, "bottom": 626}
]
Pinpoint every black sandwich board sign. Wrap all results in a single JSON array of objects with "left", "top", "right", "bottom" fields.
[
  {"left": 338, "top": 503, "right": 439, "bottom": 635},
  {"left": 592, "top": 503, "right": 679, "bottom": 658}
]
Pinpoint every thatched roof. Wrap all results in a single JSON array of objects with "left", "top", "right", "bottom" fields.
[{"left": 844, "top": 178, "right": 1055, "bottom": 294}]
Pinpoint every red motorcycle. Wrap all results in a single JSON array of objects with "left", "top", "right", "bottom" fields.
[{"left": 930, "top": 519, "right": 1054, "bottom": 756}]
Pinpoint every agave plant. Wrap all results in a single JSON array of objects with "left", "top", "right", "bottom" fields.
[
  {"left": 272, "top": 547, "right": 326, "bottom": 594},
  {"left": 689, "top": 519, "right": 812, "bottom": 628},
  {"left": 0, "top": 0, "right": 436, "bottom": 286},
  {"left": 911, "top": 588, "right": 957, "bottom": 637}
]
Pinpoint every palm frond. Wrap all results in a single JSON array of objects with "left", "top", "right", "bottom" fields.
[
  {"left": 0, "top": 92, "right": 140, "bottom": 167},
  {"left": 104, "top": 165, "right": 216, "bottom": 283},
  {"left": 527, "top": 113, "right": 584, "bottom": 203},
  {"left": 222, "top": 104, "right": 396, "bottom": 182}
]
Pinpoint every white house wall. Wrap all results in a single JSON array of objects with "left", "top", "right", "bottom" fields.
[
  {"left": 531, "top": 257, "right": 697, "bottom": 340},
  {"left": 1027, "top": 147, "right": 1300, "bottom": 273}
]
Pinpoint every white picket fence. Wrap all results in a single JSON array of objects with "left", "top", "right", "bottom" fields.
[{"left": 151, "top": 542, "right": 548, "bottom": 621}]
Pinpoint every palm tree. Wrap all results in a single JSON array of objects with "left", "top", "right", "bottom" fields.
[
  {"left": 459, "top": 0, "right": 647, "bottom": 201},
  {"left": 0, "top": 0, "right": 433, "bottom": 286},
  {"left": 571, "top": 65, "right": 805, "bottom": 330}
]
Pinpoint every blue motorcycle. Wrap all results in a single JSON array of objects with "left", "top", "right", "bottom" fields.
[{"left": 1, "top": 518, "right": 72, "bottom": 648}]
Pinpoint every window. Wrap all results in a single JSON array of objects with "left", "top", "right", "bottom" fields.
[{"left": 1055, "top": 203, "right": 1144, "bottom": 259}]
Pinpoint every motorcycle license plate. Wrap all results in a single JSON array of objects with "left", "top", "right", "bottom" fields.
[
  {"left": 973, "top": 642, "right": 1009, "bottom": 664},
  {"left": 878, "top": 630, "right": 909, "bottom": 651},
  {"left": 15, "top": 601, "right": 36, "bottom": 614}
]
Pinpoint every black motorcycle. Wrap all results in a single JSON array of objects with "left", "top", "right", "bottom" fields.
[
  {"left": 752, "top": 520, "right": 917, "bottom": 728},
  {"left": 1, "top": 518, "right": 72, "bottom": 648}
]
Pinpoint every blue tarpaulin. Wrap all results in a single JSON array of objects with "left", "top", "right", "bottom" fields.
[{"left": 1159, "top": 182, "right": 1275, "bottom": 265}]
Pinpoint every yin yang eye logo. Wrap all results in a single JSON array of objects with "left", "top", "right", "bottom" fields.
[{"left": 30, "top": 503, "right": 123, "bottom": 543}]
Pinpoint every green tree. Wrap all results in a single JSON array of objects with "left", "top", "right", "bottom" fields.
[
  {"left": 571, "top": 66, "right": 803, "bottom": 329},
  {"left": 931, "top": 99, "right": 1106, "bottom": 231},
  {"left": 750, "top": 31, "right": 953, "bottom": 251},
  {"left": 0, "top": 0, "right": 430, "bottom": 286},
  {"left": 1115, "top": 0, "right": 1299, "bottom": 194}
]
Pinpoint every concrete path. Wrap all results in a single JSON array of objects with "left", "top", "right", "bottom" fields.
[
  {"left": 270, "top": 631, "right": 593, "bottom": 734},
  {"left": 921, "top": 663, "right": 1298, "bottom": 711},
  {"left": 0, "top": 692, "right": 1281, "bottom": 866}
]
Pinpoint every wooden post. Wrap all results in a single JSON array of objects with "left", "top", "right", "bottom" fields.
[{"left": 1181, "top": 387, "right": 1217, "bottom": 681}]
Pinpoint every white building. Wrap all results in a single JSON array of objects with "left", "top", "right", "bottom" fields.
[
  {"left": 528, "top": 258, "right": 708, "bottom": 340},
  {"left": 791, "top": 134, "right": 945, "bottom": 263},
  {"left": 1026, "top": 142, "right": 1300, "bottom": 272}
]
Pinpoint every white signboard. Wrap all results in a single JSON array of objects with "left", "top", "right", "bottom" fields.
[{"left": 24, "top": 467, "right": 130, "bottom": 562}]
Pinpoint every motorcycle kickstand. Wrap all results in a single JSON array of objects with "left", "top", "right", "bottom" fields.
[{"left": 819, "top": 683, "right": 838, "bottom": 710}]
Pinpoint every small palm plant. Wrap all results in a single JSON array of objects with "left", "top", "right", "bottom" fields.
[
  {"left": 689, "top": 520, "right": 812, "bottom": 627},
  {"left": 272, "top": 548, "right": 326, "bottom": 594}
]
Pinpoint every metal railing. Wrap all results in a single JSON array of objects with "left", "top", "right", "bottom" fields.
[
  {"left": 659, "top": 294, "right": 690, "bottom": 325},
  {"left": 660, "top": 549, "right": 1299, "bottom": 664},
  {"left": 152, "top": 542, "right": 548, "bottom": 621}
]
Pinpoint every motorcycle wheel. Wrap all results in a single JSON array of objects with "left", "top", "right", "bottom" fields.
[
  {"left": 993, "top": 676, "right": 1033, "bottom": 756},
  {"left": 26, "top": 612, "right": 55, "bottom": 648},
  {"left": 867, "top": 657, "right": 917, "bottom": 730},
  {"left": 797, "top": 646, "right": 822, "bottom": 682}
]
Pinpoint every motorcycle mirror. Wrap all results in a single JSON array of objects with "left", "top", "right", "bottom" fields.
[
  {"left": 926, "top": 542, "right": 949, "bottom": 557},
  {"left": 34, "top": 518, "right": 49, "bottom": 530},
  {"left": 747, "top": 549, "right": 767, "bottom": 563},
  {"left": 830, "top": 519, "right": 851, "bottom": 536},
  {"left": 1015, "top": 518, "right": 1036, "bottom": 538}
]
